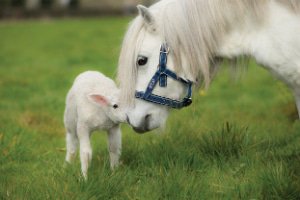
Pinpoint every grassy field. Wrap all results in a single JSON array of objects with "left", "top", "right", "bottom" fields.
[{"left": 1, "top": 17, "right": 300, "bottom": 200}]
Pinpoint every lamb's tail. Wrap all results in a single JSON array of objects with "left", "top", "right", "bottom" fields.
[{"left": 64, "top": 91, "right": 78, "bottom": 136}]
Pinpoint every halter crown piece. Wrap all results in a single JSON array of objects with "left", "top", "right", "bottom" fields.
[{"left": 135, "top": 43, "right": 193, "bottom": 109}]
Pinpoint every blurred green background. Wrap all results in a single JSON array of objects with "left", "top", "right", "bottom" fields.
[{"left": 0, "top": 0, "right": 156, "bottom": 18}]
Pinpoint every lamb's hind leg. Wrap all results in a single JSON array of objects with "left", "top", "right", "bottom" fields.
[
  {"left": 107, "top": 125, "right": 122, "bottom": 169},
  {"left": 77, "top": 123, "right": 92, "bottom": 179},
  {"left": 65, "top": 131, "right": 78, "bottom": 163}
]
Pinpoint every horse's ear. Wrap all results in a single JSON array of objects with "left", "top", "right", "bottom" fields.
[{"left": 137, "top": 5, "right": 157, "bottom": 32}]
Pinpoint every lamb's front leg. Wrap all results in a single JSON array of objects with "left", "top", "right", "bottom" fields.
[
  {"left": 77, "top": 123, "right": 92, "bottom": 179},
  {"left": 108, "top": 125, "right": 122, "bottom": 169}
]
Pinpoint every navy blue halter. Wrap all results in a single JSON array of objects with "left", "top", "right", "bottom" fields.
[{"left": 135, "top": 43, "right": 193, "bottom": 109}]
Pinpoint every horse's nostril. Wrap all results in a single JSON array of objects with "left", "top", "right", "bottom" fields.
[
  {"left": 144, "top": 114, "right": 151, "bottom": 129},
  {"left": 145, "top": 114, "right": 151, "bottom": 121},
  {"left": 126, "top": 115, "right": 131, "bottom": 124}
]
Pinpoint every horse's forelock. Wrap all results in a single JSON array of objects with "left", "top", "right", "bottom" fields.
[{"left": 117, "top": 17, "right": 145, "bottom": 107}]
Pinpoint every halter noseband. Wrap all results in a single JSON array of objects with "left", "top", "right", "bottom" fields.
[{"left": 135, "top": 43, "right": 193, "bottom": 109}]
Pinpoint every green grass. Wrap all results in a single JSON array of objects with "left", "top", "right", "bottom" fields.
[{"left": 1, "top": 17, "right": 300, "bottom": 200}]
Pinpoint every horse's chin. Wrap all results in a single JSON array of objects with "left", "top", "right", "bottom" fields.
[
  {"left": 132, "top": 127, "right": 150, "bottom": 134},
  {"left": 132, "top": 123, "right": 160, "bottom": 134}
]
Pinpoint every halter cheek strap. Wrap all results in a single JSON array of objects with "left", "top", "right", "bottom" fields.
[{"left": 135, "top": 43, "right": 193, "bottom": 109}]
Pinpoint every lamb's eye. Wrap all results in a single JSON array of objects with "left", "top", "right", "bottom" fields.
[
  {"left": 137, "top": 56, "right": 148, "bottom": 66},
  {"left": 113, "top": 104, "right": 118, "bottom": 109}
]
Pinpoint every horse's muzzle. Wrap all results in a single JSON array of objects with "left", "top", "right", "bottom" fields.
[{"left": 126, "top": 114, "right": 151, "bottom": 134}]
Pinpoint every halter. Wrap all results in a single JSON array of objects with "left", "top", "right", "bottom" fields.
[{"left": 135, "top": 43, "right": 193, "bottom": 109}]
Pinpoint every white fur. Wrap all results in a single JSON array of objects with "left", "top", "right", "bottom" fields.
[
  {"left": 64, "top": 71, "right": 126, "bottom": 179},
  {"left": 218, "top": 1, "right": 300, "bottom": 115},
  {"left": 118, "top": 0, "right": 300, "bottom": 132}
]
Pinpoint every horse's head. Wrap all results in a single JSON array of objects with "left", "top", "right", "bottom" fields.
[{"left": 118, "top": 5, "right": 193, "bottom": 133}]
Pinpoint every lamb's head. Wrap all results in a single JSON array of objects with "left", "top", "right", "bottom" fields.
[{"left": 87, "top": 92, "right": 126, "bottom": 123}]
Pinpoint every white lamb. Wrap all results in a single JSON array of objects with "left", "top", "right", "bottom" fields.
[{"left": 64, "top": 71, "right": 126, "bottom": 179}]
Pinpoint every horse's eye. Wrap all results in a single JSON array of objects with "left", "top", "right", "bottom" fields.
[
  {"left": 113, "top": 104, "right": 118, "bottom": 109},
  {"left": 137, "top": 56, "right": 148, "bottom": 66}
]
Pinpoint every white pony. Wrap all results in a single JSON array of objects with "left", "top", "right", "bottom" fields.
[{"left": 117, "top": 0, "right": 300, "bottom": 133}]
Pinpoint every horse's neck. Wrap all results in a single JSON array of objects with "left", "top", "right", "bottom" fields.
[{"left": 217, "top": 1, "right": 300, "bottom": 72}]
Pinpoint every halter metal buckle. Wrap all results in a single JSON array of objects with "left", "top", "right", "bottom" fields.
[{"left": 160, "top": 45, "right": 170, "bottom": 54}]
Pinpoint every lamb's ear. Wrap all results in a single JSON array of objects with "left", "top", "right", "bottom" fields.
[
  {"left": 88, "top": 94, "right": 110, "bottom": 107},
  {"left": 137, "top": 5, "right": 157, "bottom": 32}
]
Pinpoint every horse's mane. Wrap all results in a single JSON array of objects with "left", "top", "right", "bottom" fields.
[
  {"left": 117, "top": 0, "right": 300, "bottom": 106},
  {"left": 277, "top": 0, "right": 300, "bottom": 12},
  {"left": 117, "top": 17, "right": 144, "bottom": 105}
]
